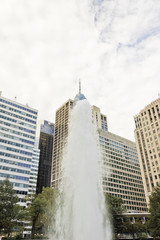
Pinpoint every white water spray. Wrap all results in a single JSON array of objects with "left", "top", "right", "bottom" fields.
[{"left": 52, "top": 99, "right": 112, "bottom": 240}]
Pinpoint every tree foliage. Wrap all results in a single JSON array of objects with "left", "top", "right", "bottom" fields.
[
  {"left": 105, "top": 194, "right": 148, "bottom": 238},
  {"left": 123, "top": 218, "right": 148, "bottom": 239},
  {"left": 28, "top": 187, "right": 57, "bottom": 237},
  {"left": 148, "top": 186, "right": 160, "bottom": 237},
  {"left": 0, "top": 178, "right": 20, "bottom": 236},
  {"left": 105, "top": 194, "right": 125, "bottom": 235}
]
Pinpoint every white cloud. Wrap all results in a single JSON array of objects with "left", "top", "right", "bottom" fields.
[{"left": 0, "top": 0, "right": 160, "bottom": 141}]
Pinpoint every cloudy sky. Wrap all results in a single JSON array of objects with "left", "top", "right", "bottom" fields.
[{"left": 0, "top": 0, "right": 160, "bottom": 141}]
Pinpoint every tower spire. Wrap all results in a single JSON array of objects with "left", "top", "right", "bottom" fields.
[
  {"left": 79, "top": 80, "right": 81, "bottom": 95},
  {"left": 74, "top": 79, "right": 86, "bottom": 101}
]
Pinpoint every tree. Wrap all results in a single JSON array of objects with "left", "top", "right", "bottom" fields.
[
  {"left": 105, "top": 194, "right": 125, "bottom": 236},
  {"left": 0, "top": 178, "right": 19, "bottom": 236},
  {"left": 28, "top": 187, "right": 57, "bottom": 237},
  {"left": 105, "top": 194, "right": 149, "bottom": 238},
  {"left": 148, "top": 186, "right": 160, "bottom": 237},
  {"left": 123, "top": 218, "right": 148, "bottom": 239}
]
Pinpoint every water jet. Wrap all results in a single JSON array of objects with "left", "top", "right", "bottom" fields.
[{"left": 52, "top": 85, "right": 112, "bottom": 240}]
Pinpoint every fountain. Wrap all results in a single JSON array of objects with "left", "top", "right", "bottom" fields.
[{"left": 52, "top": 85, "right": 112, "bottom": 240}]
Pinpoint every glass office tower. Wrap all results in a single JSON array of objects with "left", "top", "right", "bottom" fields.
[{"left": 0, "top": 94, "right": 39, "bottom": 207}]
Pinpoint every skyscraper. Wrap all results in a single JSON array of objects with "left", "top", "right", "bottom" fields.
[
  {"left": 36, "top": 120, "right": 54, "bottom": 193},
  {"left": 134, "top": 97, "right": 160, "bottom": 204},
  {"left": 52, "top": 99, "right": 74, "bottom": 188},
  {"left": 99, "top": 129, "right": 147, "bottom": 212},
  {"left": 0, "top": 94, "right": 39, "bottom": 207},
  {"left": 92, "top": 105, "right": 147, "bottom": 212},
  {"left": 51, "top": 89, "right": 147, "bottom": 212}
]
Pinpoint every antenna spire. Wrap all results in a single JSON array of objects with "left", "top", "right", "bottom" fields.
[
  {"left": 74, "top": 79, "right": 86, "bottom": 101},
  {"left": 79, "top": 80, "right": 81, "bottom": 94}
]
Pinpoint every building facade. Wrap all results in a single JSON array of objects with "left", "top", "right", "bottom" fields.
[
  {"left": 134, "top": 97, "right": 160, "bottom": 204},
  {"left": 51, "top": 99, "right": 73, "bottom": 188},
  {"left": 36, "top": 120, "right": 54, "bottom": 193},
  {"left": 92, "top": 105, "right": 108, "bottom": 131},
  {"left": 0, "top": 94, "right": 39, "bottom": 207},
  {"left": 99, "top": 130, "right": 147, "bottom": 212},
  {"left": 51, "top": 93, "right": 147, "bottom": 212},
  {"left": 29, "top": 147, "right": 40, "bottom": 195}
]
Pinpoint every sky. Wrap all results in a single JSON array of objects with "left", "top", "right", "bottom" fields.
[{"left": 0, "top": 0, "right": 160, "bottom": 142}]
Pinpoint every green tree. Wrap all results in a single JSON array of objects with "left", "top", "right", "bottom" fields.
[
  {"left": 105, "top": 194, "right": 149, "bottom": 238},
  {"left": 28, "top": 187, "right": 57, "bottom": 237},
  {"left": 123, "top": 218, "right": 148, "bottom": 239},
  {"left": 148, "top": 186, "right": 160, "bottom": 237},
  {"left": 0, "top": 178, "right": 19, "bottom": 236},
  {"left": 105, "top": 194, "right": 124, "bottom": 236}
]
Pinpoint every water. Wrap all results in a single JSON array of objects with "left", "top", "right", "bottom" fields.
[{"left": 52, "top": 99, "right": 112, "bottom": 240}]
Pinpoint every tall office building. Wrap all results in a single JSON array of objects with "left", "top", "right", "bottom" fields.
[
  {"left": 93, "top": 105, "right": 147, "bottom": 212},
  {"left": 52, "top": 99, "right": 73, "bottom": 187},
  {"left": 0, "top": 94, "right": 39, "bottom": 207},
  {"left": 36, "top": 120, "right": 54, "bottom": 193},
  {"left": 99, "top": 130, "right": 147, "bottom": 212},
  {"left": 134, "top": 97, "right": 160, "bottom": 204},
  {"left": 51, "top": 89, "right": 147, "bottom": 212}
]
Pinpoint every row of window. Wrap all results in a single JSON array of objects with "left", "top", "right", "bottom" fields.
[
  {"left": 0, "top": 103, "right": 37, "bottom": 119},
  {"left": 13, "top": 182, "right": 29, "bottom": 188},
  {"left": 109, "top": 146, "right": 138, "bottom": 161},
  {"left": 106, "top": 199, "right": 147, "bottom": 211},
  {"left": 103, "top": 153, "right": 140, "bottom": 172},
  {"left": 111, "top": 170, "right": 143, "bottom": 184},
  {"left": 30, "top": 176, "right": 37, "bottom": 180},
  {"left": 0, "top": 144, "right": 32, "bottom": 156},
  {"left": 104, "top": 176, "right": 143, "bottom": 188},
  {"left": 30, "top": 168, "right": 38, "bottom": 172},
  {"left": 105, "top": 187, "right": 145, "bottom": 202},
  {"left": 0, "top": 180, "right": 29, "bottom": 189},
  {"left": 0, "top": 120, "right": 35, "bottom": 135},
  {"left": 104, "top": 158, "right": 141, "bottom": 175},
  {"left": 30, "top": 172, "right": 37, "bottom": 176},
  {"left": 31, "top": 164, "right": 39, "bottom": 168},
  {"left": 32, "top": 160, "right": 39, "bottom": 165},
  {"left": 124, "top": 201, "right": 146, "bottom": 207},
  {"left": 0, "top": 114, "right": 36, "bottom": 130},
  {"left": 99, "top": 136, "right": 137, "bottom": 153},
  {"left": 127, "top": 206, "right": 147, "bottom": 211},
  {"left": 16, "top": 190, "right": 28, "bottom": 195},
  {"left": 0, "top": 165, "right": 30, "bottom": 175},
  {"left": 0, "top": 151, "right": 32, "bottom": 162},
  {"left": 0, "top": 125, "right": 35, "bottom": 139},
  {"left": 0, "top": 139, "right": 33, "bottom": 150},
  {"left": 105, "top": 182, "right": 145, "bottom": 196},
  {"left": 0, "top": 132, "right": 34, "bottom": 145},
  {"left": 29, "top": 181, "right": 37, "bottom": 185},
  {"left": 100, "top": 142, "right": 138, "bottom": 161},
  {"left": 0, "top": 158, "right": 31, "bottom": 168},
  {"left": 0, "top": 172, "right": 29, "bottom": 181},
  {"left": 102, "top": 147, "right": 139, "bottom": 168},
  {"left": 104, "top": 157, "right": 140, "bottom": 174},
  {"left": 105, "top": 178, "right": 144, "bottom": 191},
  {"left": 0, "top": 98, "right": 37, "bottom": 115},
  {"left": 0, "top": 108, "right": 36, "bottom": 125}
]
